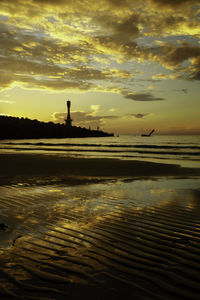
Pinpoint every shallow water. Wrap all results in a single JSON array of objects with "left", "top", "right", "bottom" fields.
[
  {"left": 0, "top": 177, "right": 200, "bottom": 299},
  {"left": 1, "top": 135, "right": 200, "bottom": 168}
]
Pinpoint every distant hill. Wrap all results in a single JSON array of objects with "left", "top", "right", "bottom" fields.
[{"left": 0, "top": 116, "right": 114, "bottom": 140}]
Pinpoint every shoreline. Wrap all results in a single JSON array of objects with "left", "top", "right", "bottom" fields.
[{"left": 1, "top": 153, "right": 200, "bottom": 185}]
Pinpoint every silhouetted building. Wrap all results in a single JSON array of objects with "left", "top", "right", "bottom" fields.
[{"left": 65, "top": 100, "right": 72, "bottom": 127}]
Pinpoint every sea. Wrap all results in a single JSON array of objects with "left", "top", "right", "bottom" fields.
[{"left": 0, "top": 134, "right": 200, "bottom": 168}]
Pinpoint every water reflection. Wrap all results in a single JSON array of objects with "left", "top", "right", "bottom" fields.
[
  {"left": 0, "top": 178, "right": 200, "bottom": 244},
  {"left": 0, "top": 178, "right": 200, "bottom": 299}
]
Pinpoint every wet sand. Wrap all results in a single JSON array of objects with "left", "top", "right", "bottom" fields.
[
  {"left": 0, "top": 153, "right": 200, "bottom": 299},
  {"left": 0, "top": 153, "right": 200, "bottom": 185}
]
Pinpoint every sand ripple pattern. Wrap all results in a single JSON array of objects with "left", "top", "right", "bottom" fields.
[{"left": 0, "top": 179, "right": 200, "bottom": 299}]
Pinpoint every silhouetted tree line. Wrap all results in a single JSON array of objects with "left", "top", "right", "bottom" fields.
[{"left": 0, "top": 116, "right": 114, "bottom": 140}]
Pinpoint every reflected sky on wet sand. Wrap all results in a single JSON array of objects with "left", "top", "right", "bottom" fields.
[{"left": 0, "top": 177, "right": 200, "bottom": 299}]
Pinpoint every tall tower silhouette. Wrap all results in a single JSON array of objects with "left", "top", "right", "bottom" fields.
[{"left": 65, "top": 100, "right": 72, "bottom": 127}]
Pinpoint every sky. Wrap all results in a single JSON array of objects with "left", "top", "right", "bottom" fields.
[{"left": 0, "top": 0, "right": 200, "bottom": 135}]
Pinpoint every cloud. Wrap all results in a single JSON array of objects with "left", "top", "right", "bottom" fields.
[
  {"left": 89, "top": 105, "right": 100, "bottom": 116},
  {"left": 148, "top": 85, "right": 156, "bottom": 90},
  {"left": 13, "top": 75, "right": 95, "bottom": 91},
  {"left": 189, "top": 71, "right": 200, "bottom": 80},
  {"left": 152, "top": 73, "right": 169, "bottom": 80},
  {"left": 0, "top": 22, "right": 135, "bottom": 91},
  {"left": 0, "top": 99, "right": 15, "bottom": 104},
  {"left": 165, "top": 45, "right": 200, "bottom": 67},
  {"left": 150, "top": 0, "right": 199, "bottom": 8},
  {"left": 144, "top": 43, "right": 200, "bottom": 71},
  {"left": 168, "top": 55, "right": 200, "bottom": 81},
  {"left": 94, "top": 13, "right": 141, "bottom": 42},
  {"left": 127, "top": 113, "right": 150, "bottom": 119},
  {"left": 53, "top": 107, "right": 119, "bottom": 128},
  {"left": 124, "top": 92, "right": 165, "bottom": 101},
  {"left": 0, "top": 0, "right": 199, "bottom": 96},
  {"left": 174, "top": 88, "right": 188, "bottom": 93},
  {"left": 109, "top": 108, "right": 117, "bottom": 112},
  {"left": 186, "top": 57, "right": 200, "bottom": 80}
]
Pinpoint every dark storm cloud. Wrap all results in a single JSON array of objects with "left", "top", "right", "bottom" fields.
[
  {"left": 165, "top": 45, "right": 200, "bottom": 66},
  {"left": 188, "top": 70, "right": 200, "bottom": 80},
  {"left": 107, "top": 0, "right": 129, "bottom": 6},
  {"left": 142, "top": 43, "right": 200, "bottom": 80},
  {"left": 125, "top": 92, "right": 165, "bottom": 101},
  {"left": 94, "top": 13, "right": 141, "bottom": 41},
  {"left": 150, "top": 0, "right": 199, "bottom": 7},
  {"left": 144, "top": 44, "right": 200, "bottom": 67},
  {"left": 32, "top": 0, "right": 68, "bottom": 4}
]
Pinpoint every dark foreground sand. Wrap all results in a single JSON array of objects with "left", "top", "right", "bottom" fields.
[
  {"left": 0, "top": 153, "right": 200, "bottom": 185},
  {"left": 0, "top": 153, "right": 200, "bottom": 300}
]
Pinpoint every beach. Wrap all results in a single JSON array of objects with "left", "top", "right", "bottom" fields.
[
  {"left": 1, "top": 153, "right": 200, "bottom": 185},
  {"left": 1, "top": 151, "right": 200, "bottom": 299},
  {"left": 1, "top": 0, "right": 200, "bottom": 297}
]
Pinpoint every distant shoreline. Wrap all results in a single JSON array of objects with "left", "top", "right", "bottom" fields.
[{"left": 0, "top": 115, "right": 114, "bottom": 140}]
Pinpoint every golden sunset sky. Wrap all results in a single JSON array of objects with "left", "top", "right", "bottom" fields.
[{"left": 0, "top": 0, "right": 199, "bottom": 135}]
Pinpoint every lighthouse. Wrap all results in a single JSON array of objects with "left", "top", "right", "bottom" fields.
[{"left": 65, "top": 100, "right": 72, "bottom": 127}]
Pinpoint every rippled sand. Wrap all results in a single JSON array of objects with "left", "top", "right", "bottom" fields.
[{"left": 1, "top": 176, "right": 200, "bottom": 300}]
